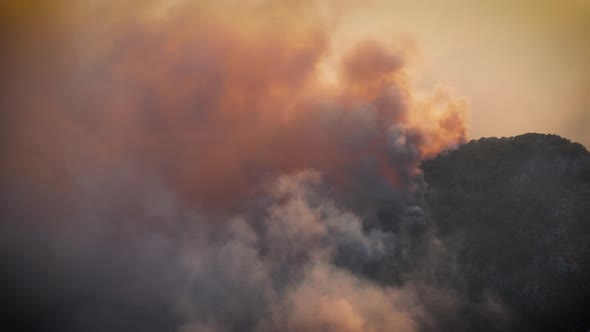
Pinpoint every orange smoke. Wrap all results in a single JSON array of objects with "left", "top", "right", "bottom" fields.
[
  {"left": 2, "top": 0, "right": 468, "bottom": 210},
  {"left": 0, "top": 2, "right": 473, "bottom": 331}
]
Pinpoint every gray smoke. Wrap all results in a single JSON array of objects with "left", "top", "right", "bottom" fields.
[{"left": 0, "top": 1, "right": 492, "bottom": 332}]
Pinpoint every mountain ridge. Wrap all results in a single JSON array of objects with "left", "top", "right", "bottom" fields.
[{"left": 420, "top": 132, "right": 590, "bottom": 331}]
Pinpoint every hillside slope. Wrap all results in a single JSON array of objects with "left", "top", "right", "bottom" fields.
[{"left": 421, "top": 133, "right": 590, "bottom": 331}]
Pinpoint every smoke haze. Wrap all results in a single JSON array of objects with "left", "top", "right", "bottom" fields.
[{"left": 0, "top": 1, "right": 488, "bottom": 331}]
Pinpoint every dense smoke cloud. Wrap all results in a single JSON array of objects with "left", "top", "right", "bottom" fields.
[
  {"left": 176, "top": 171, "right": 420, "bottom": 332},
  {"left": 1, "top": 1, "right": 471, "bottom": 331}
]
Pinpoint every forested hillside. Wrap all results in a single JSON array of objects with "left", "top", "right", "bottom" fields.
[{"left": 421, "top": 133, "right": 590, "bottom": 331}]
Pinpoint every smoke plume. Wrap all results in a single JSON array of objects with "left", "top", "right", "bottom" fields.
[{"left": 1, "top": 1, "right": 471, "bottom": 331}]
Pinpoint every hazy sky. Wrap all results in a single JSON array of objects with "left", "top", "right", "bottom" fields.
[{"left": 330, "top": 0, "right": 590, "bottom": 147}]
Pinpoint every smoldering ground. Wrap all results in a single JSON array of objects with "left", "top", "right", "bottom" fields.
[{"left": 0, "top": 1, "right": 508, "bottom": 332}]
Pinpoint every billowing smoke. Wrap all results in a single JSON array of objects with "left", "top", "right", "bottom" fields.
[{"left": 1, "top": 1, "right": 472, "bottom": 331}]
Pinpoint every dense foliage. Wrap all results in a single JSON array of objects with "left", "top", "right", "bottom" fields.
[{"left": 421, "top": 133, "right": 590, "bottom": 331}]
